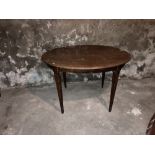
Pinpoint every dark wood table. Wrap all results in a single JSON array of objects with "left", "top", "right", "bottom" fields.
[{"left": 42, "top": 45, "right": 131, "bottom": 114}]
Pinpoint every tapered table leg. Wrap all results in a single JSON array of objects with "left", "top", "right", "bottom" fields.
[
  {"left": 63, "top": 72, "right": 67, "bottom": 88},
  {"left": 109, "top": 68, "right": 121, "bottom": 112},
  {"left": 53, "top": 68, "right": 64, "bottom": 114},
  {"left": 102, "top": 72, "right": 105, "bottom": 88}
]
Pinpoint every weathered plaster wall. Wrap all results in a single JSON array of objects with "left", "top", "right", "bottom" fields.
[{"left": 0, "top": 19, "right": 155, "bottom": 88}]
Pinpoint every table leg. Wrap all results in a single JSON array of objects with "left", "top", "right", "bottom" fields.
[
  {"left": 63, "top": 72, "right": 67, "bottom": 88},
  {"left": 109, "top": 67, "right": 121, "bottom": 112},
  {"left": 53, "top": 68, "right": 64, "bottom": 114},
  {"left": 102, "top": 72, "right": 105, "bottom": 88}
]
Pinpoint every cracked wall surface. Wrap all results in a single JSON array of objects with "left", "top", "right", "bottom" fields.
[{"left": 0, "top": 19, "right": 155, "bottom": 88}]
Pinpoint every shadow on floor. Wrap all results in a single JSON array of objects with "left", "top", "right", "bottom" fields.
[{"left": 28, "top": 80, "right": 111, "bottom": 112}]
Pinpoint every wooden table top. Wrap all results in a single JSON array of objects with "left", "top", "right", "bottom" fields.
[{"left": 42, "top": 45, "right": 131, "bottom": 72}]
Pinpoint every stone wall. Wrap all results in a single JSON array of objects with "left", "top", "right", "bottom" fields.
[{"left": 0, "top": 19, "right": 155, "bottom": 88}]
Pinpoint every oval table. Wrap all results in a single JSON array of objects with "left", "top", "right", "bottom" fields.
[{"left": 42, "top": 45, "right": 131, "bottom": 114}]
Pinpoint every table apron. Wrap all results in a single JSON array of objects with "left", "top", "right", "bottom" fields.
[{"left": 49, "top": 64, "right": 125, "bottom": 73}]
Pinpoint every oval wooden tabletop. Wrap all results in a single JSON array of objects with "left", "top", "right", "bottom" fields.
[{"left": 42, "top": 45, "right": 131, "bottom": 71}]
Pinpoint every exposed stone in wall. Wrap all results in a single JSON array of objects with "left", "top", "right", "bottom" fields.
[{"left": 0, "top": 19, "right": 155, "bottom": 88}]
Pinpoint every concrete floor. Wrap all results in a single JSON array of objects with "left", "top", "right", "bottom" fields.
[{"left": 0, "top": 78, "right": 155, "bottom": 134}]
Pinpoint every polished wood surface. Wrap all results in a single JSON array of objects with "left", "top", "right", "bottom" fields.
[
  {"left": 53, "top": 68, "right": 64, "bottom": 113},
  {"left": 42, "top": 45, "right": 130, "bottom": 72},
  {"left": 42, "top": 45, "right": 131, "bottom": 114},
  {"left": 102, "top": 72, "right": 105, "bottom": 88}
]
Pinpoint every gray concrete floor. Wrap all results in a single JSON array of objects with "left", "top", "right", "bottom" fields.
[{"left": 0, "top": 78, "right": 155, "bottom": 135}]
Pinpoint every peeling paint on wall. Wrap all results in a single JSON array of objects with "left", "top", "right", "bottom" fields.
[{"left": 0, "top": 19, "right": 155, "bottom": 88}]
